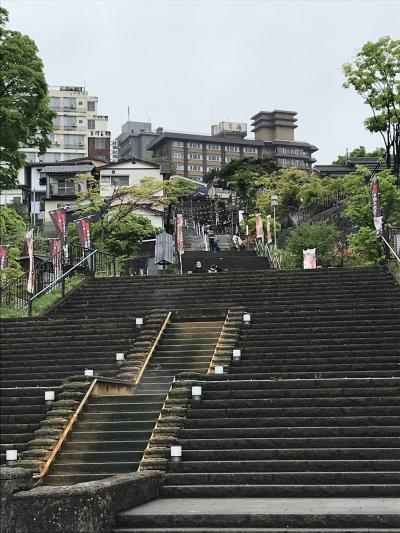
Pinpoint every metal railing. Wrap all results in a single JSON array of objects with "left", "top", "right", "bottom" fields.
[{"left": 1, "top": 245, "right": 116, "bottom": 314}]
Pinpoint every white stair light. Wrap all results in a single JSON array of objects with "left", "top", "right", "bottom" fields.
[
  {"left": 243, "top": 312, "right": 251, "bottom": 324},
  {"left": 6, "top": 449, "right": 18, "bottom": 465},
  {"left": 214, "top": 364, "right": 224, "bottom": 374},
  {"left": 135, "top": 317, "right": 144, "bottom": 327},
  {"left": 232, "top": 349, "right": 241, "bottom": 362},
  {"left": 192, "top": 385, "right": 202, "bottom": 401},
  {"left": 84, "top": 369, "right": 94, "bottom": 377},
  {"left": 116, "top": 352, "right": 125, "bottom": 362},
  {"left": 170, "top": 445, "right": 182, "bottom": 463},
  {"left": 44, "top": 390, "right": 55, "bottom": 404}
]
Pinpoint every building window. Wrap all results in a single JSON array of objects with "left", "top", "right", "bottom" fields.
[
  {"left": 87, "top": 101, "right": 96, "bottom": 112},
  {"left": 244, "top": 147, "right": 257, "bottom": 153},
  {"left": 95, "top": 138, "right": 106, "bottom": 149},
  {"left": 172, "top": 151, "right": 184, "bottom": 159},
  {"left": 281, "top": 147, "right": 287, "bottom": 154},
  {"left": 188, "top": 142, "right": 202, "bottom": 149},
  {"left": 172, "top": 141, "right": 184, "bottom": 147},
  {"left": 49, "top": 134, "right": 61, "bottom": 146},
  {"left": 53, "top": 116, "right": 61, "bottom": 128},
  {"left": 64, "top": 115, "right": 77, "bottom": 128},
  {"left": 88, "top": 119, "right": 95, "bottom": 129},
  {"left": 188, "top": 153, "right": 202, "bottom": 160},
  {"left": 64, "top": 134, "right": 84, "bottom": 149},
  {"left": 63, "top": 97, "right": 76, "bottom": 109},
  {"left": 225, "top": 145, "right": 240, "bottom": 152},
  {"left": 101, "top": 175, "right": 129, "bottom": 186},
  {"left": 225, "top": 155, "right": 239, "bottom": 163},
  {"left": 176, "top": 164, "right": 184, "bottom": 171},
  {"left": 206, "top": 154, "right": 221, "bottom": 162},
  {"left": 279, "top": 158, "right": 286, "bottom": 166},
  {"left": 188, "top": 165, "right": 203, "bottom": 172},
  {"left": 206, "top": 143, "right": 220, "bottom": 150},
  {"left": 50, "top": 97, "right": 60, "bottom": 110}
]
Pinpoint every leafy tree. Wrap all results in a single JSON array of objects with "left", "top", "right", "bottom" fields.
[
  {"left": 343, "top": 36, "right": 400, "bottom": 180},
  {"left": 205, "top": 156, "right": 277, "bottom": 188},
  {"left": 283, "top": 221, "right": 339, "bottom": 269},
  {"left": 70, "top": 173, "right": 195, "bottom": 257},
  {"left": 332, "top": 146, "right": 386, "bottom": 165},
  {"left": 227, "top": 169, "right": 263, "bottom": 209},
  {"left": 256, "top": 168, "right": 318, "bottom": 221},
  {"left": 0, "top": 8, "right": 55, "bottom": 190},
  {"left": 341, "top": 168, "right": 400, "bottom": 264},
  {"left": 0, "top": 206, "right": 26, "bottom": 285},
  {"left": 0, "top": 206, "right": 26, "bottom": 245}
]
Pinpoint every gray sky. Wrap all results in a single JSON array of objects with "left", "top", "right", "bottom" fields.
[{"left": 4, "top": 0, "right": 400, "bottom": 164}]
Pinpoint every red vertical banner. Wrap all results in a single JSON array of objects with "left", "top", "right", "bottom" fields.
[
  {"left": 177, "top": 214, "right": 184, "bottom": 255},
  {"left": 75, "top": 217, "right": 92, "bottom": 249},
  {"left": 49, "top": 208, "right": 68, "bottom": 247},
  {"left": 26, "top": 229, "right": 34, "bottom": 293},
  {"left": 371, "top": 176, "right": 383, "bottom": 235},
  {"left": 255, "top": 213, "right": 264, "bottom": 240},
  {"left": 0, "top": 245, "right": 10, "bottom": 270},
  {"left": 49, "top": 238, "right": 62, "bottom": 277}
]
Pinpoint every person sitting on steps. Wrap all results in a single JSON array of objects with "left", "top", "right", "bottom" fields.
[
  {"left": 208, "top": 264, "right": 221, "bottom": 273},
  {"left": 232, "top": 234, "right": 242, "bottom": 251},
  {"left": 192, "top": 260, "right": 205, "bottom": 273}
]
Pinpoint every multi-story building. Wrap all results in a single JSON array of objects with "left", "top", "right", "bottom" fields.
[
  {"left": 21, "top": 86, "right": 111, "bottom": 164},
  {"left": 148, "top": 110, "right": 318, "bottom": 181},
  {"left": 116, "top": 121, "right": 160, "bottom": 161}
]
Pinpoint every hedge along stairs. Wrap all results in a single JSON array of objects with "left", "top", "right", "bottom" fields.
[
  {"left": 0, "top": 315, "right": 139, "bottom": 465},
  {"left": 38, "top": 316, "right": 224, "bottom": 485}
]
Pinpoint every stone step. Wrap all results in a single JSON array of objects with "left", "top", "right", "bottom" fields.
[{"left": 159, "top": 484, "right": 400, "bottom": 498}]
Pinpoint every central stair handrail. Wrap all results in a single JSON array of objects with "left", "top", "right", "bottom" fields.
[
  {"left": 135, "top": 312, "right": 172, "bottom": 385},
  {"left": 207, "top": 309, "right": 231, "bottom": 374}
]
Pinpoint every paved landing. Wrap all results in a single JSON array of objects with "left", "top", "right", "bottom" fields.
[{"left": 120, "top": 498, "right": 400, "bottom": 516}]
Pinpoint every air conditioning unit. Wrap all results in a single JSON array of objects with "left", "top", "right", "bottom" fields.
[
  {"left": 79, "top": 142, "right": 84, "bottom": 146},
  {"left": 54, "top": 142, "right": 60, "bottom": 146}
]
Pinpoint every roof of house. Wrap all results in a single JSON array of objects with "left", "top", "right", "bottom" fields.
[
  {"left": 40, "top": 164, "right": 94, "bottom": 174},
  {"left": 99, "top": 157, "right": 160, "bottom": 170},
  {"left": 30, "top": 158, "right": 105, "bottom": 168}
]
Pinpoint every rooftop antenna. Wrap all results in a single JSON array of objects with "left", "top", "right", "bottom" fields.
[
  {"left": 128, "top": 105, "right": 130, "bottom": 122},
  {"left": 210, "top": 104, "right": 213, "bottom": 125}
]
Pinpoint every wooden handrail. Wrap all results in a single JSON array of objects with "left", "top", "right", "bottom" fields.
[
  {"left": 207, "top": 309, "right": 230, "bottom": 374},
  {"left": 33, "top": 378, "right": 98, "bottom": 482},
  {"left": 134, "top": 312, "right": 171, "bottom": 385}
]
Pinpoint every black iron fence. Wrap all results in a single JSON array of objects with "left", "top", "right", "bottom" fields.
[{"left": 1, "top": 245, "right": 116, "bottom": 314}]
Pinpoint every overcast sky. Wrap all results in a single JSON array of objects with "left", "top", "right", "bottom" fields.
[{"left": 4, "top": 0, "right": 400, "bottom": 164}]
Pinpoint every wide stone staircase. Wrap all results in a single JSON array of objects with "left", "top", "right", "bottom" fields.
[
  {"left": 1, "top": 266, "right": 399, "bottom": 531},
  {"left": 43, "top": 320, "right": 223, "bottom": 485},
  {"left": 49, "top": 268, "right": 393, "bottom": 319}
]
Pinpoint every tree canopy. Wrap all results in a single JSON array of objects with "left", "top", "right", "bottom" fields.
[
  {"left": 332, "top": 146, "right": 386, "bottom": 165},
  {"left": 0, "top": 206, "right": 26, "bottom": 285},
  {"left": 69, "top": 173, "right": 195, "bottom": 259},
  {"left": 343, "top": 36, "right": 400, "bottom": 179},
  {"left": 0, "top": 7, "right": 55, "bottom": 190}
]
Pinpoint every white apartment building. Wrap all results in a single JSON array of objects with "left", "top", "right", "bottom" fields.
[{"left": 21, "top": 86, "right": 111, "bottom": 165}]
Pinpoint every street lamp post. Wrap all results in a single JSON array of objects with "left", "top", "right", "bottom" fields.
[{"left": 271, "top": 194, "right": 278, "bottom": 252}]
